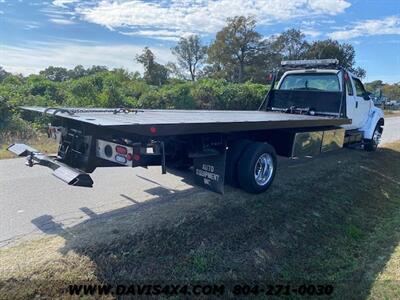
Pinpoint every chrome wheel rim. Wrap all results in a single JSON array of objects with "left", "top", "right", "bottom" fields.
[
  {"left": 373, "top": 128, "right": 382, "bottom": 146},
  {"left": 254, "top": 153, "right": 274, "bottom": 186}
]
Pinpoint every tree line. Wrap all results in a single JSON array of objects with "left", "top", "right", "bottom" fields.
[
  {"left": 364, "top": 80, "right": 400, "bottom": 101},
  {"left": 138, "top": 16, "right": 366, "bottom": 84},
  {"left": 1, "top": 16, "right": 399, "bottom": 139}
]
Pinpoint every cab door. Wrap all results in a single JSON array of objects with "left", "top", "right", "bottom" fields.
[
  {"left": 345, "top": 76, "right": 371, "bottom": 129},
  {"left": 352, "top": 77, "right": 372, "bottom": 128}
]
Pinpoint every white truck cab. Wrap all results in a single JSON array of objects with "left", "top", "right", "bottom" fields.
[{"left": 274, "top": 59, "right": 384, "bottom": 151}]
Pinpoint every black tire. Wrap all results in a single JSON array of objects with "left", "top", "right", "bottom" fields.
[
  {"left": 225, "top": 139, "right": 252, "bottom": 187},
  {"left": 364, "top": 120, "right": 384, "bottom": 152},
  {"left": 237, "top": 142, "right": 277, "bottom": 194}
]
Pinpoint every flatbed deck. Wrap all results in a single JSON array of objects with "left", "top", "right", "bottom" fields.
[{"left": 22, "top": 106, "right": 351, "bottom": 136}]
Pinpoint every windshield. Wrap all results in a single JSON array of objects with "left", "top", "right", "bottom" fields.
[{"left": 279, "top": 73, "right": 340, "bottom": 92}]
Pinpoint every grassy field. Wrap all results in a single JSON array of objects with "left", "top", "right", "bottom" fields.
[
  {"left": 0, "top": 134, "right": 58, "bottom": 160},
  {"left": 1, "top": 142, "right": 400, "bottom": 299}
]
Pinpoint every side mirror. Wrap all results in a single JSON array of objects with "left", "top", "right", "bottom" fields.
[{"left": 363, "top": 91, "right": 371, "bottom": 100}]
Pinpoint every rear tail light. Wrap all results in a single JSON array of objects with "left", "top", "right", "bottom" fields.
[
  {"left": 115, "top": 145, "right": 127, "bottom": 155},
  {"left": 96, "top": 139, "right": 134, "bottom": 166},
  {"left": 133, "top": 154, "right": 141, "bottom": 161}
]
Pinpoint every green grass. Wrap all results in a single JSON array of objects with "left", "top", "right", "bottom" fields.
[{"left": 1, "top": 142, "right": 400, "bottom": 299}]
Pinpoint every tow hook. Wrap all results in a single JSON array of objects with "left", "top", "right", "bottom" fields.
[{"left": 26, "top": 152, "right": 35, "bottom": 167}]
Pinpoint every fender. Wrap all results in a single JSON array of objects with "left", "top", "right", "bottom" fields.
[{"left": 360, "top": 106, "right": 384, "bottom": 139}]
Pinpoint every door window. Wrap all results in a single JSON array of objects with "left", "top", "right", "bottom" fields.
[
  {"left": 352, "top": 77, "right": 366, "bottom": 97},
  {"left": 345, "top": 77, "right": 353, "bottom": 96}
]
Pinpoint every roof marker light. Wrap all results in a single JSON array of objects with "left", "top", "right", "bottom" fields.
[
  {"left": 281, "top": 59, "right": 339, "bottom": 68},
  {"left": 150, "top": 127, "right": 157, "bottom": 134}
]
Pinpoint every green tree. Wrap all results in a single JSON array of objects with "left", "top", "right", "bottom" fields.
[
  {"left": 136, "top": 47, "right": 169, "bottom": 85},
  {"left": 171, "top": 35, "right": 207, "bottom": 81},
  {"left": 365, "top": 80, "right": 384, "bottom": 93},
  {"left": 69, "top": 65, "right": 87, "bottom": 79},
  {"left": 0, "top": 67, "right": 10, "bottom": 82},
  {"left": 271, "top": 29, "right": 310, "bottom": 61},
  {"left": 87, "top": 65, "right": 108, "bottom": 75},
  {"left": 69, "top": 76, "right": 99, "bottom": 106},
  {"left": 305, "top": 39, "right": 366, "bottom": 78},
  {"left": 207, "top": 16, "right": 261, "bottom": 83},
  {"left": 0, "top": 95, "right": 12, "bottom": 130},
  {"left": 382, "top": 83, "right": 400, "bottom": 100},
  {"left": 246, "top": 39, "right": 280, "bottom": 83},
  {"left": 39, "top": 66, "right": 70, "bottom": 82},
  {"left": 26, "top": 75, "right": 65, "bottom": 104}
]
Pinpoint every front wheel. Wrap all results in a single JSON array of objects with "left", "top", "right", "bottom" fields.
[
  {"left": 237, "top": 142, "right": 277, "bottom": 194},
  {"left": 364, "top": 121, "right": 384, "bottom": 151}
]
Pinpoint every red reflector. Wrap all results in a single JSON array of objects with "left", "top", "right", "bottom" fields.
[
  {"left": 126, "top": 153, "right": 133, "bottom": 161},
  {"left": 150, "top": 127, "right": 157, "bottom": 134},
  {"left": 344, "top": 72, "right": 349, "bottom": 80},
  {"left": 267, "top": 73, "right": 273, "bottom": 81},
  {"left": 133, "top": 154, "right": 141, "bottom": 161},
  {"left": 115, "top": 145, "right": 127, "bottom": 155}
]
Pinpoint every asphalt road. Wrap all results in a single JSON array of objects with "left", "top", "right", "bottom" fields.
[
  {"left": 1, "top": 117, "right": 399, "bottom": 247},
  {"left": 381, "top": 116, "right": 400, "bottom": 144}
]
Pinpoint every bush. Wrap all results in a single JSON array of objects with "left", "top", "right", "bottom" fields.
[
  {"left": 138, "top": 83, "right": 196, "bottom": 109},
  {"left": 0, "top": 97, "right": 12, "bottom": 130},
  {"left": 138, "top": 88, "right": 164, "bottom": 108},
  {"left": 226, "top": 81, "right": 267, "bottom": 110},
  {"left": 190, "top": 79, "right": 227, "bottom": 109},
  {"left": 160, "top": 83, "right": 196, "bottom": 109},
  {"left": 191, "top": 79, "right": 267, "bottom": 110},
  {"left": 0, "top": 115, "right": 37, "bottom": 141}
]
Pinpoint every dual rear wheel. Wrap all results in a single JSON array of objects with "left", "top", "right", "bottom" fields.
[{"left": 225, "top": 140, "right": 277, "bottom": 194}]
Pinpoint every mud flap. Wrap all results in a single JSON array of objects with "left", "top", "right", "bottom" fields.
[{"left": 193, "top": 149, "right": 226, "bottom": 194}]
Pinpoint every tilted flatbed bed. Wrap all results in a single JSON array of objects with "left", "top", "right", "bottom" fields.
[
  {"left": 10, "top": 59, "right": 383, "bottom": 195},
  {"left": 22, "top": 106, "right": 349, "bottom": 136},
  {"left": 10, "top": 106, "right": 350, "bottom": 194}
]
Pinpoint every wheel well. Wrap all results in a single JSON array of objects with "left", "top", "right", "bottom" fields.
[{"left": 377, "top": 118, "right": 384, "bottom": 132}]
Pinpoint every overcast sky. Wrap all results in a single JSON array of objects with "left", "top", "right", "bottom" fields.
[{"left": 0, "top": 0, "right": 399, "bottom": 83}]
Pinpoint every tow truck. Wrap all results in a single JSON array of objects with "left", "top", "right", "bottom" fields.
[{"left": 8, "top": 59, "right": 384, "bottom": 194}]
